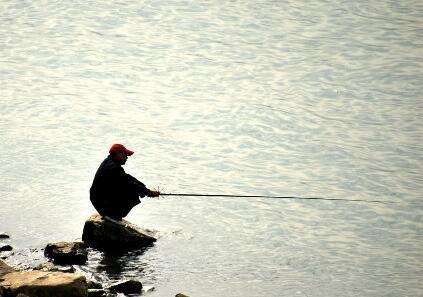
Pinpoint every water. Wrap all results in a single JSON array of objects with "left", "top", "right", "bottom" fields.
[{"left": 1, "top": 0, "right": 422, "bottom": 296}]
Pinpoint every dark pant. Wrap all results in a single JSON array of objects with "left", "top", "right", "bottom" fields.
[{"left": 91, "top": 191, "right": 140, "bottom": 220}]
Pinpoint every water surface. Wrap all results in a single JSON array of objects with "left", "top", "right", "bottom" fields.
[{"left": 1, "top": 1, "right": 422, "bottom": 296}]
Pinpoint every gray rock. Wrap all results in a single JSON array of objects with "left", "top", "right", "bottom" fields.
[
  {"left": 0, "top": 233, "right": 10, "bottom": 239},
  {"left": 44, "top": 242, "right": 88, "bottom": 265},
  {"left": 88, "top": 288, "right": 106, "bottom": 297},
  {"left": 82, "top": 214, "right": 157, "bottom": 250},
  {"left": 0, "top": 245, "right": 12, "bottom": 252},
  {"left": 108, "top": 279, "right": 142, "bottom": 294}
]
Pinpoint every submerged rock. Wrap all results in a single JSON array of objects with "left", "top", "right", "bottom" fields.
[
  {"left": 44, "top": 242, "right": 88, "bottom": 265},
  {"left": 0, "top": 245, "right": 13, "bottom": 252},
  {"left": 108, "top": 279, "right": 142, "bottom": 294},
  {"left": 0, "top": 270, "right": 87, "bottom": 297},
  {"left": 34, "top": 262, "right": 75, "bottom": 273},
  {"left": 82, "top": 214, "right": 156, "bottom": 250},
  {"left": 0, "top": 233, "right": 10, "bottom": 239}
]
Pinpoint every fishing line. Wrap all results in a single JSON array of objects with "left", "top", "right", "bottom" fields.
[{"left": 160, "top": 193, "right": 394, "bottom": 204}]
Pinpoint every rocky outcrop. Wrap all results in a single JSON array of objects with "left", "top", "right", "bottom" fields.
[
  {"left": 0, "top": 270, "right": 87, "bottom": 297},
  {"left": 82, "top": 214, "right": 157, "bottom": 250},
  {"left": 108, "top": 279, "right": 142, "bottom": 294},
  {"left": 44, "top": 242, "right": 88, "bottom": 265}
]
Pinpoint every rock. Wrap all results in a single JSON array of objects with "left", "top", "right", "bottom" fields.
[
  {"left": 108, "top": 279, "right": 142, "bottom": 294},
  {"left": 175, "top": 293, "right": 190, "bottom": 297},
  {"left": 0, "top": 260, "right": 15, "bottom": 277},
  {"left": 34, "top": 262, "right": 75, "bottom": 273},
  {"left": 16, "top": 294, "right": 30, "bottom": 297},
  {"left": 88, "top": 288, "right": 106, "bottom": 297},
  {"left": 142, "top": 285, "right": 155, "bottom": 293},
  {"left": 0, "top": 245, "right": 13, "bottom": 252},
  {"left": 0, "top": 233, "right": 10, "bottom": 239},
  {"left": 82, "top": 214, "right": 156, "bottom": 250},
  {"left": 0, "top": 270, "right": 87, "bottom": 297},
  {"left": 44, "top": 242, "right": 88, "bottom": 265},
  {"left": 34, "top": 262, "right": 54, "bottom": 271}
]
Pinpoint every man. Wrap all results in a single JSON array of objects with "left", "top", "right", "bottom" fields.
[{"left": 90, "top": 144, "right": 160, "bottom": 220}]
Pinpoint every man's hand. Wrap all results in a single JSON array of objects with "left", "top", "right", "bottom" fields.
[{"left": 148, "top": 190, "right": 160, "bottom": 197}]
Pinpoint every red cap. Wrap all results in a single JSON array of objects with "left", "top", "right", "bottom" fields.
[{"left": 109, "top": 144, "right": 134, "bottom": 156}]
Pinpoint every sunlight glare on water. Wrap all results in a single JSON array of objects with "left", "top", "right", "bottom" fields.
[{"left": 0, "top": 0, "right": 422, "bottom": 296}]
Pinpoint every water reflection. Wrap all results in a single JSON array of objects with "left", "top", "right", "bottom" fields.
[{"left": 95, "top": 248, "right": 152, "bottom": 279}]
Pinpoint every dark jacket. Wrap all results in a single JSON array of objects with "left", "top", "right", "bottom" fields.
[{"left": 90, "top": 155, "right": 150, "bottom": 217}]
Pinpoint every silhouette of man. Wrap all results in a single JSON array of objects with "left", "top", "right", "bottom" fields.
[{"left": 90, "top": 144, "right": 160, "bottom": 220}]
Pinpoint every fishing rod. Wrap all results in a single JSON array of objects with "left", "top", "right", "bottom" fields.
[{"left": 159, "top": 193, "right": 394, "bottom": 204}]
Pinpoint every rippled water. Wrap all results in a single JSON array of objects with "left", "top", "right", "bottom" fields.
[{"left": 1, "top": 0, "right": 422, "bottom": 296}]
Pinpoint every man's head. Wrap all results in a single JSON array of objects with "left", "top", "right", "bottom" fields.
[{"left": 109, "top": 143, "right": 134, "bottom": 165}]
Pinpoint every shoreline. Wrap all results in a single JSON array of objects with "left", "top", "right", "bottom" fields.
[{"left": 0, "top": 216, "right": 189, "bottom": 297}]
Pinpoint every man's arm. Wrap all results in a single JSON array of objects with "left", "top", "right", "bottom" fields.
[{"left": 126, "top": 173, "right": 160, "bottom": 197}]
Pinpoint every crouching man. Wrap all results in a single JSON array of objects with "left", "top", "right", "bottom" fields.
[{"left": 90, "top": 144, "right": 160, "bottom": 220}]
